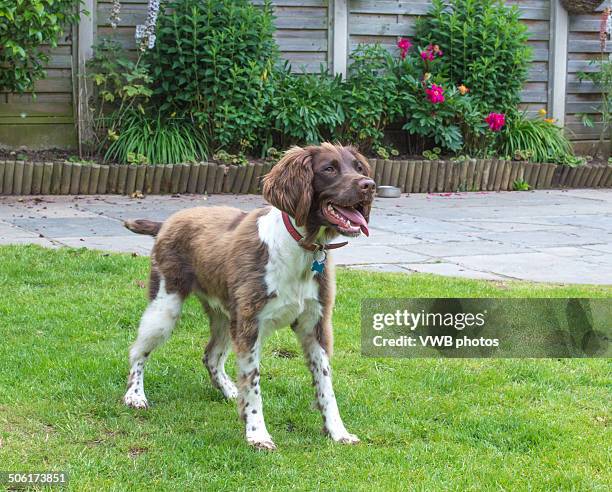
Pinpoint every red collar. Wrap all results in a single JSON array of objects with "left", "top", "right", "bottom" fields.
[{"left": 281, "top": 212, "right": 348, "bottom": 252}]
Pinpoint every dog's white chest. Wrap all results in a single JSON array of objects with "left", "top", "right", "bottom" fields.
[{"left": 257, "top": 209, "right": 322, "bottom": 335}]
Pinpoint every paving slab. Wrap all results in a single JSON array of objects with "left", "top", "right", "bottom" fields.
[
  {"left": 535, "top": 246, "right": 607, "bottom": 258},
  {"left": 0, "top": 236, "right": 58, "bottom": 247},
  {"left": 0, "top": 221, "right": 40, "bottom": 238},
  {"left": 9, "top": 217, "right": 132, "bottom": 239},
  {"left": 400, "top": 262, "right": 506, "bottom": 281},
  {"left": 472, "top": 230, "right": 612, "bottom": 248},
  {"left": 1, "top": 191, "right": 611, "bottom": 285},
  {"left": 447, "top": 252, "right": 612, "bottom": 285},
  {"left": 55, "top": 235, "right": 155, "bottom": 255},
  {"left": 347, "top": 263, "right": 413, "bottom": 274},
  {"left": 395, "top": 239, "right": 533, "bottom": 257},
  {"left": 332, "top": 245, "right": 429, "bottom": 265},
  {"left": 582, "top": 243, "right": 612, "bottom": 254}
]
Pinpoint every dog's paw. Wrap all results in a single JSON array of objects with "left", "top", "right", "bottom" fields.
[
  {"left": 220, "top": 382, "right": 238, "bottom": 400},
  {"left": 124, "top": 392, "right": 149, "bottom": 409},
  {"left": 333, "top": 432, "right": 360, "bottom": 445},
  {"left": 324, "top": 426, "right": 360, "bottom": 445},
  {"left": 247, "top": 433, "right": 276, "bottom": 451}
]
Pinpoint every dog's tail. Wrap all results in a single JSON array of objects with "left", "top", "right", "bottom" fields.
[{"left": 124, "top": 219, "right": 163, "bottom": 237}]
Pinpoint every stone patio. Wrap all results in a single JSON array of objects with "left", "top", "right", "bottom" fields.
[{"left": 1, "top": 189, "right": 611, "bottom": 284}]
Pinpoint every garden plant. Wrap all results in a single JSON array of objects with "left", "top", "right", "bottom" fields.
[{"left": 83, "top": 0, "right": 577, "bottom": 166}]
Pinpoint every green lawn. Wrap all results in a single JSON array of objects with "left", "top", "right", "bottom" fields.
[{"left": 0, "top": 245, "right": 610, "bottom": 491}]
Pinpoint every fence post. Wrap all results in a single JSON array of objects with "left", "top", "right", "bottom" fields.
[
  {"left": 76, "top": 0, "right": 95, "bottom": 156},
  {"left": 332, "top": 0, "right": 349, "bottom": 78},
  {"left": 549, "top": 0, "right": 569, "bottom": 126}
]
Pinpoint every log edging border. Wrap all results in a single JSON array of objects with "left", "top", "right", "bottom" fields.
[{"left": 0, "top": 159, "right": 610, "bottom": 196}]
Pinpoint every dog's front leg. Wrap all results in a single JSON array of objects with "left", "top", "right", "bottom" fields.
[
  {"left": 235, "top": 324, "right": 275, "bottom": 451},
  {"left": 294, "top": 317, "right": 360, "bottom": 445}
]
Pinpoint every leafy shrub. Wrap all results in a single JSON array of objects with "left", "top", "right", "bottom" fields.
[
  {"left": 0, "top": 0, "right": 82, "bottom": 92},
  {"left": 268, "top": 66, "right": 344, "bottom": 147},
  {"left": 498, "top": 112, "right": 573, "bottom": 163},
  {"left": 415, "top": 0, "right": 531, "bottom": 112},
  {"left": 577, "top": 55, "right": 612, "bottom": 157},
  {"left": 390, "top": 40, "right": 493, "bottom": 154},
  {"left": 149, "top": 0, "right": 278, "bottom": 152},
  {"left": 104, "top": 111, "right": 208, "bottom": 164},
  {"left": 340, "top": 44, "right": 404, "bottom": 152},
  {"left": 87, "top": 38, "right": 153, "bottom": 151}
]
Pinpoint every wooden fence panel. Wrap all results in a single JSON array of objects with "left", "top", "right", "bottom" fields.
[
  {"left": 566, "top": 8, "right": 612, "bottom": 143},
  {"left": 0, "top": 40, "right": 76, "bottom": 149},
  {"left": 98, "top": 0, "right": 330, "bottom": 72}
]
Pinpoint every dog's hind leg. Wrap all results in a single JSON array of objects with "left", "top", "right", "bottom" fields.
[
  {"left": 203, "top": 312, "right": 237, "bottom": 399},
  {"left": 234, "top": 325, "right": 276, "bottom": 451},
  {"left": 124, "top": 276, "right": 183, "bottom": 409}
]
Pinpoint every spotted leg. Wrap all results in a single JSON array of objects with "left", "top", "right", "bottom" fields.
[
  {"left": 124, "top": 278, "right": 183, "bottom": 409},
  {"left": 235, "top": 331, "right": 275, "bottom": 451},
  {"left": 293, "top": 313, "right": 359, "bottom": 444}
]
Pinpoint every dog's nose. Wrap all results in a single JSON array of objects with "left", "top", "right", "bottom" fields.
[{"left": 359, "top": 178, "right": 376, "bottom": 193}]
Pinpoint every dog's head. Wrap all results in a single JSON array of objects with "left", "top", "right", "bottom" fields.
[{"left": 262, "top": 143, "right": 375, "bottom": 239}]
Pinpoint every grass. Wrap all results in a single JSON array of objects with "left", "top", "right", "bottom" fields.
[{"left": 0, "top": 245, "right": 610, "bottom": 491}]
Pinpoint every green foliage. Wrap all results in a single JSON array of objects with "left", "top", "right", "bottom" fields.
[
  {"left": 104, "top": 111, "right": 208, "bottom": 164},
  {"left": 340, "top": 44, "right": 404, "bottom": 152},
  {"left": 268, "top": 66, "right": 345, "bottom": 147},
  {"left": 415, "top": 0, "right": 531, "bottom": 112},
  {"left": 149, "top": 0, "right": 278, "bottom": 152},
  {"left": 498, "top": 113, "right": 573, "bottom": 164},
  {"left": 512, "top": 178, "right": 530, "bottom": 191},
  {"left": 374, "top": 145, "right": 399, "bottom": 159},
  {"left": 0, "top": 0, "right": 82, "bottom": 92},
  {"left": 423, "top": 147, "right": 442, "bottom": 160},
  {"left": 367, "top": 39, "right": 494, "bottom": 155},
  {"left": 86, "top": 38, "right": 153, "bottom": 153},
  {"left": 212, "top": 150, "right": 248, "bottom": 166},
  {"left": 558, "top": 154, "right": 586, "bottom": 167},
  {"left": 577, "top": 55, "right": 612, "bottom": 157},
  {"left": 265, "top": 147, "right": 283, "bottom": 162},
  {"left": 400, "top": 76, "right": 486, "bottom": 153},
  {"left": 127, "top": 152, "right": 149, "bottom": 165}
]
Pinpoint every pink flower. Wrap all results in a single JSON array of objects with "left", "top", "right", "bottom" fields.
[
  {"left": 485, "top": 112, "right": 506, "bottom": 132},
  {"left": 420, "top": 44, "right": 443, "bottom": 62},
  {"left": 397, "top": 37, "right": 412, "bottom": 59},
  {"left": 420, "top": 50, "right": 435, "bottom": 61},
  {"left": 426, "top": 84, "right": 445, "bottom": 104}
]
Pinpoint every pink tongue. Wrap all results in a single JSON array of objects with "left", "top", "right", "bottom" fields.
[{"left": 333, "top": 205, "right": 369, "bottom": 236}]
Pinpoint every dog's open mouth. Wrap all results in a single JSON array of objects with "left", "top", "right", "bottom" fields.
[{"left": 322, "top": 202, "right": 369, "bottom": 237}]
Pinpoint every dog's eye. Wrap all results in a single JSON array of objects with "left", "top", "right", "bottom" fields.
[{"left": 324, "top": 165, "right": 336, "bottom": 173}]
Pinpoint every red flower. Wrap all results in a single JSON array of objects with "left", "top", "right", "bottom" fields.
[
  {"left": 485, "top": 112, "right": 506, "bottom": 132},
  {"left": 397, "top": 37, "right": 412, "bottom": 59},
  {"left": 426, "top": 84, "right": 445, "bottom": 104}
]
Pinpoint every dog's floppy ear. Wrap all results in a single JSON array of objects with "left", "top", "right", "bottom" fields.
[{"left": 262, "top": 146, "right": 313, "bottom": 227}]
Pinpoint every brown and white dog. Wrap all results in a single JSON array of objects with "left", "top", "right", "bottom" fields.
[{"left": 122, "top": 143, "right": 375, "bottom": 450}]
